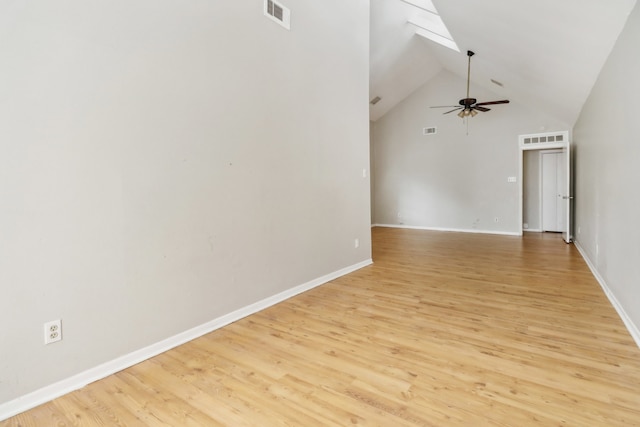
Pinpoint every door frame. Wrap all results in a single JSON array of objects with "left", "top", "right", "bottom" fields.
[{"left": 517, "top": 131, "right": 571, "bottom": 241}]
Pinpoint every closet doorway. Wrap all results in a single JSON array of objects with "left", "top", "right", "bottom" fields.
[{"left": 518, "top": 131, "right": 572, "bottom": 243}]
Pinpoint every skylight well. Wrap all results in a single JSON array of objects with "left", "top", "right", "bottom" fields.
[{"left": 402, "top": 0, "right": 459, "bottom": 52}]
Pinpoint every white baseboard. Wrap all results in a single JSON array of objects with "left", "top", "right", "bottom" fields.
[
  {"left": 523, "top": 228, "right": 543, "bottom": 232},
  {"left": 0, "top": 258, "right": 373, "bottom": 422},
  {"left": 574, "top": 241, "right": 640, "bottom": 349},
  {"left": 372, "top": 223, "right": 520, "bottom": 237}
]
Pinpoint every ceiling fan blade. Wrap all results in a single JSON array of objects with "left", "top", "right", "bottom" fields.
[
  {"left": 475, "top": 100, "right": 510, "bottom": 106},
  {"left": 430, "top": 105, "right": 460, "bottom": 108},
  {"left": 444, "top": 108, "right": 463, "bottom": 114},
  {"left": 475, "top": 106, "right": 490, "bottom": 112}
]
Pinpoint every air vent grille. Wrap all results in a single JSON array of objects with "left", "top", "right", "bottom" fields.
[
  {"left": 522, "top": 133, "right": 564, "bottom": 145},
  {"left": 519, "top": 131, "right": 569, "bottom": 148},
  {"left": 265, "top": 0, "right": 290, "bottom": 30},
  {"left": 423, "top": 127, "right": 437, "bottom": 135}
]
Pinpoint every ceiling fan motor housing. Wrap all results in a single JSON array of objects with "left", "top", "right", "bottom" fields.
[{"left": 459, "top": 98, "right": 477, "bottom": 107}]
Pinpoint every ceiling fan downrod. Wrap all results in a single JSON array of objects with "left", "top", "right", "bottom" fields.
[{"left": 466, "top": 50, "right": 474, "bottom": 101}]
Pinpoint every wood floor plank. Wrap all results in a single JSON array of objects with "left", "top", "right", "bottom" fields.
[
  {"left": 3, "top": 227, "right": 640, "bottom": 426},
  {"left": 1, "top": 401, "right": 75, "bottom": 427}
]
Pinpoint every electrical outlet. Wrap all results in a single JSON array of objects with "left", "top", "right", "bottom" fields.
[
  {"left": 44, "top": 319, "right": 62, "bottom": 345},
  {"left": 354, "top": 238, "right": 360, "bottom": 248}
]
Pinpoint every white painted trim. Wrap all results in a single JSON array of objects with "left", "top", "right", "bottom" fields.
[
  {"left": 518, "top": 142, "right": 524, "bottom": 235},
  {"left": 521, "top": 142, "right": 566, "bottom": 151},
  {"left": 574, "top": 241, "right": 640, "bottom": 349},
  {"left": 372, "top": 224, "right": 520, "bottom": 236},
  {"left": 523, "top": 228, "right": 543, "bottom": 233},
  {"left": 0, "top": 259, "right": 373, "bottom": 421}
]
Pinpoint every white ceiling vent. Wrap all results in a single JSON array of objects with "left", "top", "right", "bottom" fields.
[
  {"left": 423, "top": 127, "right": 437, "bottom": 135},
  {"left": 265, "top": 0, "right": 290, "bottom": 30}
]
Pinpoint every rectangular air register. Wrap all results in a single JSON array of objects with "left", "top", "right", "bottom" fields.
[
  {"left": 518, "top": 130, "right": 570, "bottom": 150},
  {"left": 519, "top": 131, "right": 569, "bottom": 148},
  {"left": 523, "top": 134, "right": 563, "bottom": 144},
  {"left": 423, "top": 127, "right": 437, "bottom": 135},
  {"left": 265, "top": 0, "right": 290, "bottom": 30}
]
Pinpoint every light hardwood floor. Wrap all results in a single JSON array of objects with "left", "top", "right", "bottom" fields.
[{"left": 4, "top": 227, "right": 640, "bottom": 426}]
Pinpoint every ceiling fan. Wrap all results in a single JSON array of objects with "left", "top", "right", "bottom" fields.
[{"left": 431, "top": 50, "right": 509, "bottom": 118}]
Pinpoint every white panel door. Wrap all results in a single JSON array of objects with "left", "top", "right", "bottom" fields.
[{"left": 541, "top": 151, "right": 566, "bottom": 233}]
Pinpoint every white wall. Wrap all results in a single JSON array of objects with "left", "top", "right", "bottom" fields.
[
  {"left": 0, "top": 0, "right": 371, "bottom": 407},
  {"left": 573, "top": 3, "right": 640, "bottom": 338},
  {"left": 371, "top": 70, "right": 568, "bottom": 234}
]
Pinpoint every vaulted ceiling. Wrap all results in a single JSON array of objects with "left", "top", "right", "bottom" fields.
[{"left": 370, "top": 0, "right": 637, "bottom": 125}]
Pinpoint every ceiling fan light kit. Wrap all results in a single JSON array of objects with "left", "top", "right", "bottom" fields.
[
  {"left": 458, "top": 108, "right": 477, "bottom": 118},
  {"left": 431, "top": 50, "right": 509, "bottom": 119}
]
